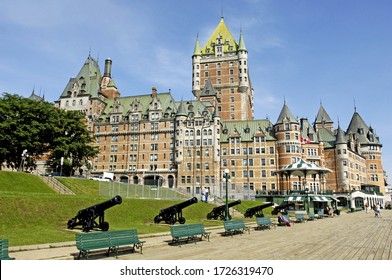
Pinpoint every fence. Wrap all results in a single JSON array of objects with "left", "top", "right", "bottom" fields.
[{"left": 99, "top": 181, "right": 190, "bottom": 200}]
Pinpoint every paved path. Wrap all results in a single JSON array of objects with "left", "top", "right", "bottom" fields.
[{"left": 9, "top": 210, "right": 392, "bottom": 260}]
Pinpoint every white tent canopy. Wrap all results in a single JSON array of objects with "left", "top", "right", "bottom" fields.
[{"left": 274, "top": 159, "right": 332, "bottom": 178}]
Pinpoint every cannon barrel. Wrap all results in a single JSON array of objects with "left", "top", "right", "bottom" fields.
[
  {"left": 271, "top": 202, "right": 295, "bottom": 215},
  {"left": 77, "top": 195, "right": 122, "bottom": 218},
  {"left": 67, "top": 195, "right": 122, "bottom": 232},
  {"left": 212, "top": 199, "right": 241, "bottom": 212},
  {"left": 154, "top": 197, "right": 198, "bottom": 224},
  {"left": 206, "top": 199, "right": 241, "bottom": 220},
  {"left": 159, "top": 197, "right": 198, "bottom": 214},
  {"left": 244, "top": 202, "right": 273, "bottom": 218}
]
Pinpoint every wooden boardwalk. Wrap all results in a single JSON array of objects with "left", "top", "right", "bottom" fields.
[
  {"left": 9, "top": 209, "right": 392, "bottom": 260},
  {"left": 115, "top": 209, "right": 392, "bottom": 260}
]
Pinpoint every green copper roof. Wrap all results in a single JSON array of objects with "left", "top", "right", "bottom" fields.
[
  {"left": 346, "top": 111, "right": 381, "bottom": 145},
  {"left": 315, "top": 103, "right": 333, "bottom": 124},
  {"left": 201, "top": 17, "right": 238, "bottom": 54},
  {"left": 317, "top": 127, "right": 336, "bottom": 148},
  {"left": 174, "top": 100, "right": 213, "bottom": 118},
  {"left": 220, "top": 119, "right": 275, "bottom": 143},
  {"left": 276, "top": 102, "right": 298, "bottom": 124},
  {"left": 99, "top": 92, "right": 176, "bottom": 123},
  {"left": 193, "top": 36, "right": 202, "bottom": 56},
  {"left": 59, "top": 55, "right": 102, "bottom": 99},
  {"left": 238, "top": 31, "right": 247, "bottom": 51}
]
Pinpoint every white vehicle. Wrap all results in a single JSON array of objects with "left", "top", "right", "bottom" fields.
[{"left": 103, "top": 172, "right": 114, "bottom": 181}]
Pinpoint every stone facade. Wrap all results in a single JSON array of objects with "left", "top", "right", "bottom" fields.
[{"left": 54, "top": 18, "right": 386, "bottom": 197}]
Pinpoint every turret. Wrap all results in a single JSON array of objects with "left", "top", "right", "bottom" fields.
[
  {"left": 335, "top": 126, "right": 349, "bottom": 191},
  {"left": 192, "top": 36, "right": 202, "bottom": 97},
  {"left": 238, "top": 31, "right": 249, "bottom": 93}
]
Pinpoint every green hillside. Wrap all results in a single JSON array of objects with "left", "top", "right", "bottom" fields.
[{"left": 0, "top": 171, "right": 267, "bottom": 246}]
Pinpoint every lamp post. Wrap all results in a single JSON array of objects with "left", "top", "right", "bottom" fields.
[{"left": 224, "top": 168, "right": 230, "bottom": 221}]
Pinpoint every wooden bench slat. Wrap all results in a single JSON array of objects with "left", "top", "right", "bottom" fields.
[
  {"left": 170, "top": 223, "right": 210, "bottom": 246},
  {"left": 76, "top": 229, "right": 144, "bottom": 259},
  {"left": 0, "top": 239, "right": 15, "bottom": 260},
  {"left": 223, "top": 220, "right": 250, "bottom": 236},
  {"left": 256, "top": 217, "right": 276, "bottom": 230}
]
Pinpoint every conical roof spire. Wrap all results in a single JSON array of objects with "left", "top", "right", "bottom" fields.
[
  {"left": 193, "top": 34, "right": 202, "bottom": 56},
  {"left": 176, "top": 100, "right": 187, "bottom": 117},
  {"left": 238, "top": 30, "right": 247, "bottom": 51},
  {"left": 276, "top": 101, "right": 297, "bottom": 124},
  {"left": 315, "top": 103, "right": 333, "bottom": 124},
  {"left": 335, "top": 125, "right": 347, "bottom": 145}
]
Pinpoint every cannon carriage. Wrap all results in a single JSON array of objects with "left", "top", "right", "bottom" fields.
[
  {"left": 244, "top": 202, "right": 274, "bottom": 218},
  {"left": 206, "top": 199, "right": 241, "bottom": 220},
  {"left": 154, "top": 197, "right": 198, "bottom": 224},
  {"left": 67, "top": 195, "right": 122, "bottom": 232}
]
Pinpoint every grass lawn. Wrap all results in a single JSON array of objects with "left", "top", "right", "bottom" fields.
[{"left": 0, "top": 171, "right": 270, "bottom": 246}]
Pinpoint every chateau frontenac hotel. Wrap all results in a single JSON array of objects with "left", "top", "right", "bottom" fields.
[{"left": 54, "top": 17, "right": 386, "bottom": 200}]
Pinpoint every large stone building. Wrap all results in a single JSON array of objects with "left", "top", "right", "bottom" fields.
[{"left": 54, "top": 17, "right": 386, "bottom": 198}]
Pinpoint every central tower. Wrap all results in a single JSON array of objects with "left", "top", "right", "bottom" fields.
[{"left": 192, "top": 17, "right": 254, "bottom": 121}]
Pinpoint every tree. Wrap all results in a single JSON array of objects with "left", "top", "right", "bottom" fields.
[
  {"left": 46, "top": 109, "right": 98, "bottom": 176},
  {"left": 0, "top": 93, "right": 98, "bottom": 174}
]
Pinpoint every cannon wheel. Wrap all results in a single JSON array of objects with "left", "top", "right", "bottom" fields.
[
  {"left": 167, "top": 216, "right": 176, "bottom": 224},
  {"left": 100, "top": 222, "right": 109, "bottom": 231},
  {"left": 178, "top": 217, "right": 186, "bottom": 224},
  {"left": 67, "top": 218, "right": 76, "bottom": 229}
]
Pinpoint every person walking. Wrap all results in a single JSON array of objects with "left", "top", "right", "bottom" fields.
[
  {"left": 365, "top": 202, "right": 369, "bottom": 214},
  {"left": 374, "top": 204, "right": 381, "bottom": 217}
]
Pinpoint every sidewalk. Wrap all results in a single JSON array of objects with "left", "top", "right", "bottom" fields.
[{"left": 9, "top": 210, "right": 392, "bottom": 260}]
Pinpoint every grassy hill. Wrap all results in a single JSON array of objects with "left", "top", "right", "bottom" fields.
[{"left": 0, "top": 171, "right": 268, "bottom": 246}]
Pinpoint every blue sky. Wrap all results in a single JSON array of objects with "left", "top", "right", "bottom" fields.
[{"left": 1, "top": 0, "right": 391, "bottom": 182}]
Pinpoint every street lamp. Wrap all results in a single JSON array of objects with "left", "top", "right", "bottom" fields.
[
  {"left": 19, "top": 149, "right": 28, "bottom": 172},
  {"left": 224, "top": 168, "right": 230, "bottom": 221}
]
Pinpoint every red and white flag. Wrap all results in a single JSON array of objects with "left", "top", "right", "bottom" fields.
[{"left": 300, "top": 137, "right": 310, "bottom": 144}]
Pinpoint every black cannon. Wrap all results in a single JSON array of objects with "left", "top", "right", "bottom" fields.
[
  {"left": 154, "top": 197, "right": 198, "bottom": 224},
  {"left": 244, "top": 202, "right": 274, "bottom": 218},
  {"left": 271, "top": 202, "right": 295, "bottom": 215},
  {"left": 206, "top": 199, "right": 241, "bottom": 220},
  {"left": 67, "top": 195, "right": 122, "bottom": 232}
]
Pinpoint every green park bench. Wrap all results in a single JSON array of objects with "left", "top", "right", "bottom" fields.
[
  {"left": 170, "top": 223, "right": 211, "bottom": 246},
  {"left": 0, "top": 239, "right": 15, "bottom": 260},
  {"left": 307, "top": 212, "right": 317, "bottom": 221},
  {"left": 255, "top": 217, "right": 276, "bottom": 230},
  {"left": 223, "top": 220, "right": 250, "bottom": 236},
  {"left": 76, "top": 229, "right": 144, "bottom": 259},
  {"left": 295, "top": 214, "right": 307, "bottom": 223}
]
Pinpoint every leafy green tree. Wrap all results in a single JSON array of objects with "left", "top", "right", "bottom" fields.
[
  {"left": 0, "top": 93, "right": 98, "bottom": 174},
  {"left": 46, "top": 109, "right": 98, "bottom": 176}
]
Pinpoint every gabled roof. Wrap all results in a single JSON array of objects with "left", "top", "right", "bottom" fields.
[
  {"left": 59, "top": 55, "right": 102, "bottom": 99},
  {"left": 98, "top": 92, "right": 176, "bottom": 123},
  {"left": 201, "top": 17, "right": 238, "bottom": 54},
  {"left": 220, "top": 119, "right": 275, "bottom": 142},
  {"left": 174, "top": 100, "right": 213, "bottom": 119},
  {"left": 200, "top": 79, "right": 216, "bottom": 96},
  {"left": 300, "top": 118, "right": 318, "bottom": 142}
]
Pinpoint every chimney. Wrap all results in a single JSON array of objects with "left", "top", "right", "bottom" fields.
[
  {"left": 104, "top": 58, "right": 112, "bottom": 78},
  {"left": 151, "top": 86, "right": 157, "bottom": 97}
]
